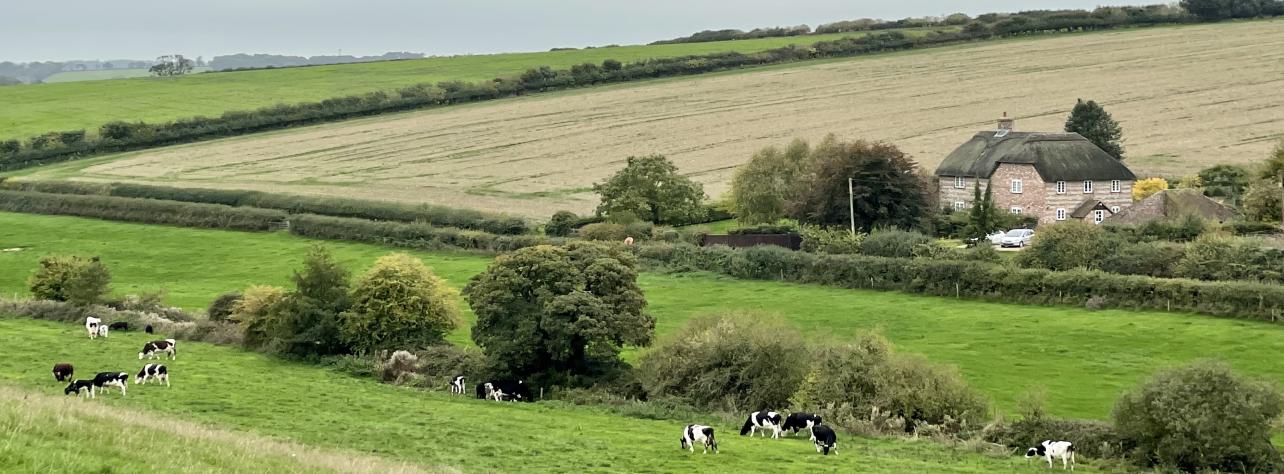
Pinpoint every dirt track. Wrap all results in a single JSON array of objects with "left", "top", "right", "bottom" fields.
[{"left": 45, "top": 20, "right": 1284, "bottom": 218}]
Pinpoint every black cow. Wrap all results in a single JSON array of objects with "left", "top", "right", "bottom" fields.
[
  {"left": 145, "top": 325, "right": 154, "bottom": 334},
  {"left": 782, "top": 412, "right": 823, "bottom": 440},
  {"left": 139, "top": 339, "right": 177, "bottom": 360},
  {"left": 135, "top": 364, "right": 170, "bottom": 387},
  {"left": 812, "top": 425, "right": 838, "bottom": 455},
  {"left": 92, "top": 372, "right": 129, "bottom": 397},
  {"left": 64, "top": 379, "right": 95, "bottom": 398},
  {"left": 108, "top": 321, "right": 130, "bottom": 331},
  {"left": 740, "top": 410, "right": 784, "bottom": 438},
  {"left": 52, "top": 363, "right": 74, "bottom": 382}
]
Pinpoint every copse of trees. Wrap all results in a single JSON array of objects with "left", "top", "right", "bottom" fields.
[
  {"left": 593, "top": 155, "right": 707, "bottom": 226},
  {"left": 650, "top": 25, "right": 813, "bottom": 44},
  {"left": 1065, "top": 99, "right": 1124, "bottom": 160},
  {"left": 464, "top": 242, "right": 655, "bottom": 387},
  {"left": 787, "top": 137, "right": 930, "bottom": 231},
  {"left": 263, "top": 246, "right": 353, "bottom": 357},
  {"left": 1181, "top": 0, "right": 1284, "bottom": 20},
  {"left": 729, "top": 139, "right": 812, "bottom": 224}
]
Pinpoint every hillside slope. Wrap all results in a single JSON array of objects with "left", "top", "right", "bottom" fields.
[
  {"left": 26, "top": 20, "right": 1284, "bottom": 217},
  {"left": 0, "top": 30, "right": 940, "bottom": 141}
]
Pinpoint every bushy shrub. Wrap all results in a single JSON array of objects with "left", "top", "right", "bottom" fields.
[
  {"left": 1099, "top": 241, "right": 1182, "bottom": 278},
  {"left": 339, "top": 253, "right": 460, "bottom": 353},
  {"left": 379, "top": 350, "right": 424, "bottom": 385},
  {"left": 623, "top": 221, "right": 654, "bottom": 241},
  {"left": 1114, "top": 361, "right": 1282, "bottom": 472},
  {"left": 0, "top": 190, "right": 287, "bottom": 231},
  {"left": 790, "top": 333, "right": 987, "bottom": 435},
  {"left": 987, "top": 417, "right": 1122, "bottom": 459},
  {"left": 416, "top": 344, "right": 488, "bottom": 389},
  {"left": 545, "top": 211, "right": 579, "bottom": 237},
  {"left": 270, "top": 245, "right": 352, "bottom": 357},
  {"left": 1175, "top": 234, "right": 1251, "bottom": 281},
  {"left": 860, "top": 228, "right": 931, "bottom": 258},
  {"left": 234, "top": 285, "right": 287, "bottom": 349},
  {"left": 638, "top": 312, "right": 808, "bottom": 412},
  {"left": 206, "top": 291, "right": 242, "bottom": 322},
  {"left": 799, "top": 225, "right": 864, "bottom": 254},
  {"left": 1018, "top": 221, "right": 1112, "bottom": 270},
  {"left": 27, "top": 255, "right": 112, "bottom": 306},
  {"left": 577, "top": 222, "right": 628, "bottom": 241},
  {"left": 287, "top": 214, "right": 555, "bottom": 253}
]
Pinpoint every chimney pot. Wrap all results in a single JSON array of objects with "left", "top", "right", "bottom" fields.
[{"left": 997, "top": 113, "right": 1015, "bottom": 132}]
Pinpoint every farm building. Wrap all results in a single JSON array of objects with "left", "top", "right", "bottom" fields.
[
  {"left": 1106, "top": 188, "right": 1239, "bottom": 225},
  {"left": 935, "top": 115, "right": 1137, "bottom": 225}
]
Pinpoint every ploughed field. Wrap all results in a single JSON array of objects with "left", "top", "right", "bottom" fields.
[
  {"left": 3, "top": 212, "right": 1283, "bottom": 421},
  {"left": 0, "top": 319, "right": 1098, "bottom": 473},
  {"left": 0, "top": 30, "right": 942, "bottom": 142},
  {"left": 22, "top": 19, "right": 1284, "bottom": 218}
]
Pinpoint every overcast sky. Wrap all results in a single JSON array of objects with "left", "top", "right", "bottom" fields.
[{"left": 2, "top": 0, "right": 1126, "bottom": 62}]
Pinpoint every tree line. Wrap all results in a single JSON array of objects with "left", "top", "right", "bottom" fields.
[{"left": 207, "top": 52, "right": 425, "bottom": 72}]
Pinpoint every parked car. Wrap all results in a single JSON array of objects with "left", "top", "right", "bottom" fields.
[{"left": 1000, "top": 229, "right": 1035, "bottom": 248}]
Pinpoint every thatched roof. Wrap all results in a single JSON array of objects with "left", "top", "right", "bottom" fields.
[
  {"left": 1107, "top": 189, "right": 1240, "bottom": 224},
  {"left": 935, "top": 131, "right": 1136, "bottom": 181}
]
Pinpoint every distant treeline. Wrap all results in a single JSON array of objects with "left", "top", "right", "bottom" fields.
[
  {"left": 208, "top": 52, "right": 425, "bottom": 72},
  {"left": 4, "top": 4, "right": 1283, "bottom": 171},
  {"left": 651, "top": 1, "right": 1283, "bottom": 44}
]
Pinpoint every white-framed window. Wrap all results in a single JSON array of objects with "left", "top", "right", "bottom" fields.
[
  {"left": 1056, "top": 181, "right": 1066, "bottom": 194},
  {"left": 1011, "top": 178, "right": 1023, "bottom": 194},
  {"left": 1010, "top": 207, "right": 1022, "bottom": 215},
  {"left": 1093, "top": 210, "right": 1106, "bottom": 224},
  {"left": 1084, "top": 180, "right": 1094, "bottom": 193},
  {"left": 954, "top": 177, "right": 965, "bottom": 189},
  {"left": 1111, "top": 206, "right": 1121, "bottom": 213},
  {"left": 953, "top": 201, "right": 966, "bottom": 211},
  {"left": 1056, "top": 208, "right": 1067, "bottom": 220},
  {"left": 1111, "top": 180, "right": 1121, "bottom": 193}
]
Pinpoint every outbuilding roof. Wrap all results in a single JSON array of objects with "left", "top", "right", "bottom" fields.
[
  {"left": 1107, "top": 189, "right": 1240, "bottom": 224},
  {"left": 935, "top": 131, "right": 1136, "bottom": 182}
]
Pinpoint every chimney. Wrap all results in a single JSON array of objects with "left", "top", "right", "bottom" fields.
[{"left": 997, "top": 112, "right": 1015, "bottom": 132}]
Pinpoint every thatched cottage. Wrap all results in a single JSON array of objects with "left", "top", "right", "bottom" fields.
[{"left": 935, "top": 115, "right": 1137, "bottom": 225}]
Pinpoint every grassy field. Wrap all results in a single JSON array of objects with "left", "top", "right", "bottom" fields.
[
  {"left": 4, "top": 212, "right": 1284, "bottom": 423},
  {"left": 0, "top": 29, "right": 946, "bottom": 141},
  {"left": 0, "top": 319, "right": 1102, "bottom": 473},
  {"left": 0, "top": 385, "right": 431, "bottom": 473},
  {"left": 42, "top": 67, "right": 213, "bottom": 84},
  {"left": 18, "top": 20, "right": 1284, "bottom": 217}
]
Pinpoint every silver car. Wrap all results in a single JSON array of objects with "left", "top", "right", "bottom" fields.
[{"left": 999, "top": 229, "right": 1035, "bottom": 248}]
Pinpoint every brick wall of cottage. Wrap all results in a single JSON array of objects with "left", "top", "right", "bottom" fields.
[
  {"left": 1041, "top": 179, "right": 1134, "bottom": 225},
  {"left": 989, "top": 164, "right": 1044, "bottom": 219},
  {"left": 938, "top": 177, "right": 990, "bottom": 211}
]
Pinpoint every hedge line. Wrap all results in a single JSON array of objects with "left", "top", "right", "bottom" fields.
[
  {"left": 0, "top": 190, "right": 286, "bottom": 231},
  {"left": 0, "top": 180, "right": 529, "bottom": 235},
  {"left": 636, "top": 243, "right": 1284, "bottom": 322},
  {"left": 287, "top": 214, "right": 558, "bottom": 253}
]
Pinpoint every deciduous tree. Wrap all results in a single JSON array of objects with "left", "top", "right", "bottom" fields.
[
  {"left": 271, "top": 245, "right": 352, "bottom": 357},
  {"left": 787, "top": 136, "right": 929, "bottom": 231},
  {"left": 27, "top": 255, "right": 111, "bottom": 306},
  {"left": 729, "top": 139, "right": 811, "bottom": 224},
  {"left": 340, "top": 253, "right": 459, "bottom": 353},
  {"left": 593, "top": 155, "right": 707, "bottom": 225}
]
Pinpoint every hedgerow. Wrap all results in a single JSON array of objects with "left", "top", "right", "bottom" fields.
[{"left": 0, "top": 190, "right": 286, "bottom": 231}]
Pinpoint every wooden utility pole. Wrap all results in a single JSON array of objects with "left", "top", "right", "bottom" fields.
[{"left": 848, "top": 177, "right": 856, "bottom": 237}]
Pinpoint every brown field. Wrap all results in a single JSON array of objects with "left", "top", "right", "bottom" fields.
[{"left": 26, "top": 20, "right": 1284, "bottom": 218}]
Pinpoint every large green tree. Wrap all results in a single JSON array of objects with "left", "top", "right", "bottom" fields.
[
  {"left": 271, "top": 245, "right": 352, "bottom": 357},
  {"left": 729, "top": 139, "right": 811, "bottom": 224},
  {"left": 787, "top": 137, "right": 930, "bottom": 231},
  {"left": 593, "top": 155, "right": 707, "bottom": 225},
  {"left": 464, "top": 242, "right": 654, "bottom": 386},
  {"left": 1198, "top": 164, "right": 1252, "bottom": 203},
  {"left": 1065, "top": 99, "right": 1124, "bottom": 160},
  {"left": 339, "top": 253, "right": 460, "bottom": 353}
]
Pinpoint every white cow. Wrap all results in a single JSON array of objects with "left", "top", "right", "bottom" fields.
[
  {"left": 86, "top": 316, "right": 102, "bottom": 339},
  {"left": 1026, "top": 440, "right": 1076, "bottom": 470}
]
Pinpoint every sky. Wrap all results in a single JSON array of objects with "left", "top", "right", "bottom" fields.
[{"left": 1, "top": 0, "right": 1127, "bottom": 63}]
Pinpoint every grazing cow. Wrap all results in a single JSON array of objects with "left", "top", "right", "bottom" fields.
[
  {"left": 680, "top": 424, "right": 718, "bottom": 454},
  {"left": 92, "top": 372, "right": 129, "bottom": 397},
  {"left": 740, "top": 410, "right": 784, "bottom": 439},
  {"left": 64, "top": 379, "right": 95, "bottom": 398},
  {"left": 450, "top": 376, "right": 466, "bottom": 395},
  {"left": 135, "top": 364, "right": 170, "bottom": 387},
  {"left": 144, "top": 325, "right": 154, "bottom": 334},
  {"left": 1026, "top": 440, "right": 1075, "bottom": 470},
  {"left": 812, "top": 425, "right": 838, "bottom": 455},
  {"left": 52, "top": 363, "right": 74, "bottom": 382},
  {"left": 86, "top": 317, "right": 101, "bottom": 339},
  {"left": 491, "top": 380, "right": 532, "bottom": 402},
  {"left": 782, "top": 412, "right": 823, "bottom": 440},
  {"left": 97, "top": 324, "right": 109, "bottom": 338},
  {"left": 108, "top": 321, "right": 130, "bottom": 331},
  {"left": 139, "top": 339, "right": 177, "bottom": 360}
]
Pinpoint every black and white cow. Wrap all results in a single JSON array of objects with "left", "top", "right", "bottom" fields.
[
  {"left": 86, "top": 316, "right": 102, "bottom": 339},
  {"left": 450, "top": 376, "right": 466, "bottom": 395},
  {"left": 782, "top": 412, "right": 823, "bottom": 440},
  {"left": 139, "top": 339, "right": 177, "bottom": 360},
  {"left": 108, "top": 321, "right": 130, "bottom": 332},
  {"left": 52, "top": 363, "right": 74, "bottom": 382},
  {"left": 92, "top": 372, "right": 129, "bottom": 397},
  {"left": 812, "top": 424, "right": 838, "bottom": 455},
  {"left": 680, "top": 424, "right": 718, "bottom": 454},
  {"left": 1026, "top": 440, "right": 1075, "bottom": 470},
  {"left": 477, "top": 380, "right": 531, "bottom": 402},
  {"left": 740, "top": 410, "right": 784, "bottom": 438},
  {"left": 64, "top": 379, "right": 96, "bottom": 398},
  {"left": 135, "top": 364, "right": 170, "bottom": 387}
]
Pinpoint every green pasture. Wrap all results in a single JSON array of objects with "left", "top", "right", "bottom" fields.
[
  {"left": 2, "top": 211, "right": 1283, "bottom": 422},
  {"left": 0, "top": 29, "right": 946, "bottom": 141},
  {"left": 0, "top": 319, "right": 1102, "bottom": 473},
  {"left": 41, "top": 67, "right": 213, "bottom": 84}
]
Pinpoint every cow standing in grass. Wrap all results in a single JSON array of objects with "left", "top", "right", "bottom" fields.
[
  {"left": 450, "top": 376, "right": 466, "bottom": 395},
  {"left": 86, "top": 317, "right": 101, "bottom": 339},
  {"left": 139, "top": 339, "right": 177, "bottom": 360},
  {"left": 92, "top": 372, "right": 129, "bottom": 397},
  {"left": 135, "top": 364, "right": 170, "bottom": 387},
  {"left": 1026, "top": 440, "right": 1075, "bottom": 470},
  {"left": 52, "top": 363, "right": 74, "bottom": 382},
  {"left": 782, "top": 412, "right": 822, "bottom": 440},
  {"left": 680, "top": 425, "right": 718, "bottom": 454},
  {"left": 740, "top": 410, "right": 784, "bottom": 439},
  {"left": 64, "top": 380, "right": 95, "bottom": 398},
  {"left": 812, "top": 425, "right": 838, "bottom": 455}
]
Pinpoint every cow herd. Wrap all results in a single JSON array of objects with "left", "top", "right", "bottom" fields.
[
  {"left": 736, "top": 410, "right": 836, "bottom": 455},
  {"left": 56, "top": 317, "right": 175, "bottom": 399}
]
